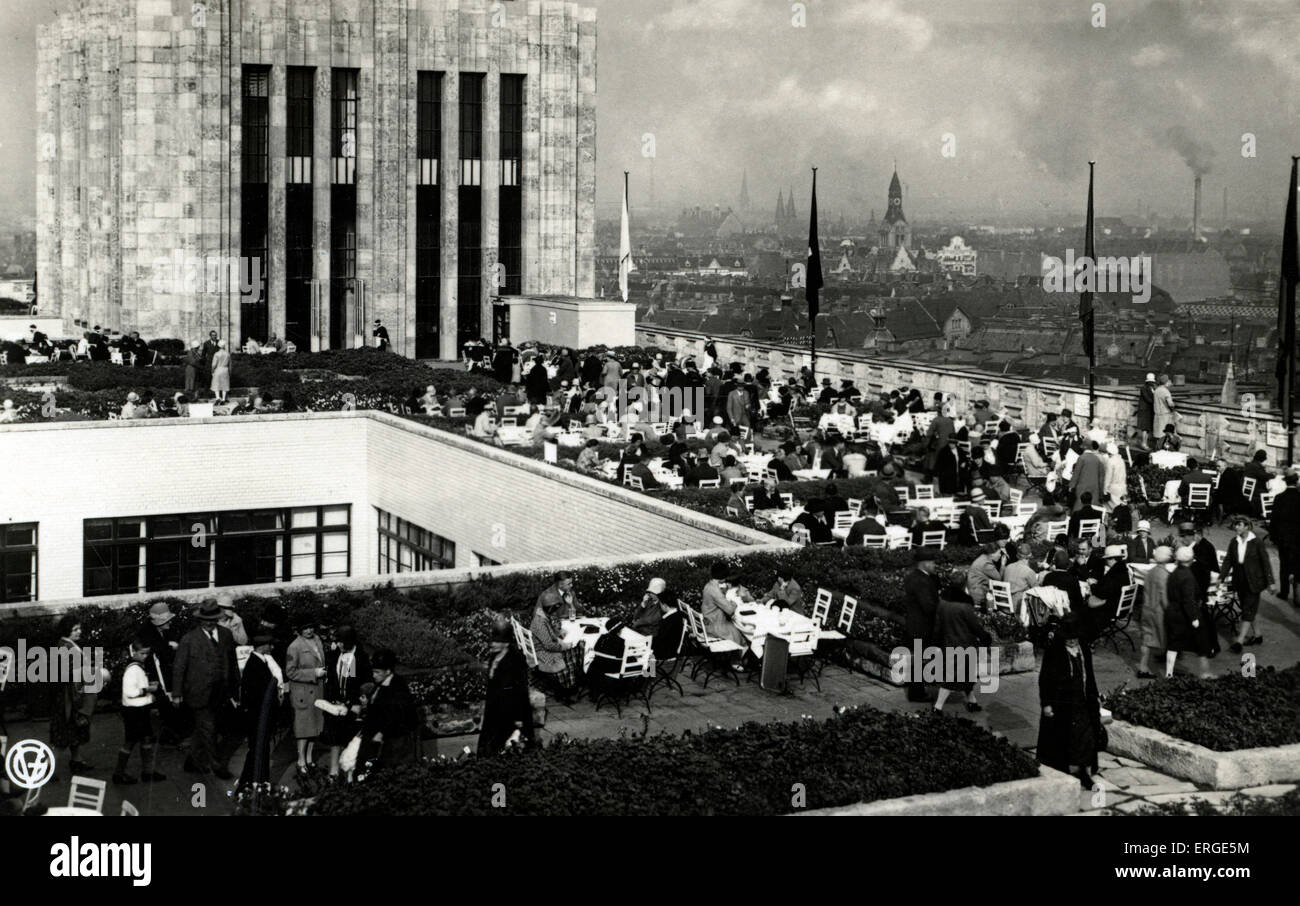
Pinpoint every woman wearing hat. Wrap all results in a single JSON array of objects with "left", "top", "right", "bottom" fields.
[
  {"left": 285, "top": 616, "right": 327, "bottom": 774},
  {"left": 478, "top": 618, "right": 535, "bottom": 756},
  {"left": 321, "top": 625, "right": 370, "bottom": 778},
  {"left": 1165, "top": 545, "right": 1212, "bottom": 677},
  {"left": 49, "top": 614, "right": 98, "bottom": 773},
  {"left": 1136, "top": 546, "right": 1174, "bottom": 679},
  {"left": 210, "top": 339, "right": 231, "bottom": 403},
  {"left": 1036, "top": 613, "right": 1103, "bottom": 788},
  {"left": 631, "top": 578, "right": 670, "bottom": 637},
  {"left": 701, "top": 561, "right": 749, "bottom": 668},
  {"left": 216, "top": 594, "right": 248, "bottom": 646},
  {"left": 138, "top": 601, "right": 188, "bottom": 743}
]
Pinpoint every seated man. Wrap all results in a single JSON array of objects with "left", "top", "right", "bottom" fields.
[
  {"left": 822, "top": 483, "right": 850, "bottom": 515},
  {"left": 681, "top": 451, "right": 721, "bottom": 488},
  {"left": 263, "top": 332, "right": 285, "bottom": 353},
  {"left": 965, "top": 543, "right": 1004, "bottom": 609},
  {"left": 1178, "top": 457, "right": 1215, "bottom": 507},
  {"left": 417, "top": 385, "right": 442, "bottom": 416},
  {"left": 1068, "top": 491, "right": 1106, "bottom": 543},
  {"left": 957, "top": 488, "right": 995, "bottom": 546},
  {"left": 761, "top": 566, "right": 805, "bottom": 615},
  {"left": 767, "top": 442, "right": 802, "bottom": 481},
  {"left": 471, "top": 408, "right": 496, "bottom": 439},
  {"left": 845, "top": 501, "right": 888, "bottom": 546},
  {"left": 719, "top": 455, "right": 745, "bottom": 485},
  {"left": 627, "top": 452, "right": 662, "bottom": 490},
  {"left": 910, "top": 506, "right": 949, "bottom": 547},
  {"left": 725, "top": 483, "right": 748, "bottom": 514},
  {"left": 751, "top": 477, "right": 786, "bottom": 511},
  {"left": 1068, "top": 538, "right": 1106, "bottom": 586},
  {"left": 791, "top": 499, "right": 835, "bottom": 545}
]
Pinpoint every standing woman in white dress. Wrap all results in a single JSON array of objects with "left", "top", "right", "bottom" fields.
[{"left": 210, "top": 340, "right": 232, "bottom": 402}]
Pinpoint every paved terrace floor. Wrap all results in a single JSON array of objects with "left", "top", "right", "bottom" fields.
[{"left": 4, "top": 522, "right": 1297, "bottom": 817}]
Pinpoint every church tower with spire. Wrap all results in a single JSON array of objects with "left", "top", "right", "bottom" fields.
[
  {"left": 774, "top": 188, "right": 785, "bottom": 230},
  {"left": 739, "top": 170, "right": 751, "bottom": 211},
  {"left": 786, "top": 186, "right": 797, "bottom": 223},
  {"left": 878, "top": 169, "right": 911, "bottom": 250}
]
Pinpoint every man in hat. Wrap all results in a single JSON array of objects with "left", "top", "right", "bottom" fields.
[
  {"left": 238, "top": 633, "right": 283, "bottom": 788},
  {"left": 372, "top": 318, "right": 390, "bottom": 351},
  {"left": 173, "top": 600, "right": 240, "bottom": 779},
  {"left": 1221, "top": 515, "right": 1272, "bottom": 653},
  {"left": 1270, "top": 471, "right": 1300, "bottom": 607},
  {"left": 1127, "top": 520, "right": 1156, "bottom": 564},
  {"left": 1039, "top": 411, "right": 1063, "bottom": 449},
  {"left": 139, "top": 602, "right": 186, "bottom": 744},
  {"left": 364, "top": 649, "right": 420, "bottom": 767},
  {"left": 120, "top": 391, "right": 142, "bottom": 420},
  {"left": 1175, "top": 522, "right": 1217, "bottom": 603},
  {"left": 958, "top": 487, "right": 994, "bottom": 546},
  {"left": 902, "top": 548, "right": 941, "bottom": 703},
  {"left": 1136, "top": 372, "right": 1157, "bottom": 448}
]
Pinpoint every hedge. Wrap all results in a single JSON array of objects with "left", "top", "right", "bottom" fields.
[
  {"left": 1106, "top": 666, "right": 1300, "bottom": 751},
  {"left": 1128, "top": 788, "right": 1300, "bottom": 816},
  {"left": 306, "top": 705, "right": 1040, "bottom": 815}
]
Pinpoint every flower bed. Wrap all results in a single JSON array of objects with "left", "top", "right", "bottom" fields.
[
  {"left": 306, "top": 706, "right": 1040, "bottom": 816},
  {"left": 1106, "top": 667, "right": 1300, "bottom": 752}
]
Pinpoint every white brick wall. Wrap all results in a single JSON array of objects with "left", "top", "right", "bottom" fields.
[{"left": 0, "top": 411, "right": 767, "bottom": 604}]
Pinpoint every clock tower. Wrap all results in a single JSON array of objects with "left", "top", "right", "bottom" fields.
[{"left": 878, "top": 169, "right": 911, "bottom": 251}]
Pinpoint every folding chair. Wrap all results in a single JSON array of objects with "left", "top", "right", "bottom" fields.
[
  {"left": 914, "top": 484, "right": 936, "bottom": 500},
  {"left": 780, "top": 492, "right": 794, "bottom": 508},
  {"left": 920, "top": 530, "right": 947, "bottom": 550},
  {"left": 1008, "top": 488, "right": 1024, "bottom": 509},
  {"left": 725, "top": 505, "right": 743, "bottom": 518},
  {"left": 838, "top": 595, "right": 858, "bottom": 634},
  {"left": 1260, "top": 491, "right": 1276, "bottom": 519},
  {"left": 1187, "top": 483, "right": 1212, "bottom": 511},
  {"left": 679, "top": 602, "right": 742, "bottom": 687},
  {"left": 626, "top": 474, "right": 646, "bottom": 491},
  {"left": 987, "top": 580, "right": 1015, "bottom": 616},
  {"left": 510, "top": 618, "right": 539, "bottom": 669},
  {"left": 1240, "top": 477, "right": 1257, "bottom": 505},
  {"left": 1094, "top": 585, "right": 1138, "bottom": 653},
  {"left": 1043, "top": 520, "right": 1069, "bottom": 543},
  {"left": 121, "top": 800, "right": 139, "bottom": 816},
  {"left": 833, "top": 510, "right": 856, "bottom": 532},
  {"left": 847, "top": 498, "right": 864, "bottom": 517},
  {"left": 68, "top": 776, "right": 107, "bottom": 813},
  {"left": 647, "top": 615, "right": 688, "bottom": 699},
  {"left": 861, "top": 535, "right": 888, "bottom": 549},
  {"left": 894, "top": 485, "right": 912, "bottom": 502},
  {"left": 791, "top": 524, "right": 813, "bottom": 546},
  {"left": 785, "top": 628, "right": 822, "bottom": 692},
  {"left": 1075, "top": 519, "right": 1102, "bottom": 541},
  {"left": 589, "top": 641, "right": 653, "bottom": 717},
  {"left": 810, "top": 588, "right": 835, "bottom": 628},
  {"left": 743, "top": 495, "right": 755, "bottom": 512},
  {"left": 447, "top": 407, "right": 467, "bottom": 418}
]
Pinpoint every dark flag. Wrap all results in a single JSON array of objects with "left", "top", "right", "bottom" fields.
[
  {"left": 807, "top": 168, "right": 824, "bottom": 323},
  {"left": 1080, "top": 161, "right": 1096, "bottom": 359},
  {"left": 1276, "top": 156, "right": 1299, "bottom": 442}
]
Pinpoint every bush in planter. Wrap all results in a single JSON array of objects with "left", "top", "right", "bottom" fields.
[
  {"left": 349, "top": 600, "right": 473, "bottom": 670},
  {"left": 1105, "top": 666, "right": 1300, "bottom": 751},
  {"left": 307, "top": 706, "right": 1039, "bottom": 816}
]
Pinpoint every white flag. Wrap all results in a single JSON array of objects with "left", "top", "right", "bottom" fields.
[{"left": 619, "top": 176, "right": 636, "bottom": 302}]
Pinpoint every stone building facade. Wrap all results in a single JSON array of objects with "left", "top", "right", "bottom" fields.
[{"left": 36, "top": 0, "right": 597, "bottom": 359}]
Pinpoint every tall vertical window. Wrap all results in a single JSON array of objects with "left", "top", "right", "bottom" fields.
[
  {"left": 458, "top": 74, "right": 485, "bottom": 346},
  {"left": 0, "top": 523, "right": 38, "bottom": 603},
  {"left": 499, "top": 74, "right": 524, "bottom": 296},
  {"left": 286, "top": 67, "right": 314, "bottom": 183},
  {"left": 416, "top": 72, "right": 442, "bottom": 359},
  {"left": 331, "top": 69, "right": 359, "bottom": 348},
  {"left": 331, "top": 69, "right": 358, "bottom": 185},
  {"left": 240, "top": 66, "right": 271, "bottom": 343}
]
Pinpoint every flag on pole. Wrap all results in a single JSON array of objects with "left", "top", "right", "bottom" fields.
[
  {"left": 807, "top": 168, "right": 824, "bottom": 322},
  {"left": 1276, "top": 156, "right": 1299, "bottom": 427},
  {"left": 1080, "top": 162, "right": 1096, "bottom": 359},
  {"left": 618, "top": 171, "right": 636, "bottom": 303}
]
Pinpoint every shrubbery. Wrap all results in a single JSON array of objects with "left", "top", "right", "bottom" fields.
[
  {"left": 307, "top": 706, "right": 1040, "bottom": 816},
  {"left": 1106, "top": 666, "right": 1300, "bottom": 751}
]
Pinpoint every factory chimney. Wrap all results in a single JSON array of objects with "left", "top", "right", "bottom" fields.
[{"left": 1192, "top": 175, "right": 1202, "bottom": 239}]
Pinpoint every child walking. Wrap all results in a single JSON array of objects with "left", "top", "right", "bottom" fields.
[{"left": 113, "top": 639, "right": 167, "bottom": 785}]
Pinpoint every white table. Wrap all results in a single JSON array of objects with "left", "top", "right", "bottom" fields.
[
  {"left": 560, "top": 618, "right": 652, "bottom": 672},
  {"left": 1150, "top": 450, "right": 1189, "bottom": 469},
  {"left": 792, "top": 468, "right": 831, "bottom": 481},
  {"left": 754, "top": 506, "right": 803, "bottom": 529},
  {"left": 730, "top": 602, "right": 819, "bottom": 658},
  {"left": 43, "top": 807, "right": 102, "bottom": 817}
]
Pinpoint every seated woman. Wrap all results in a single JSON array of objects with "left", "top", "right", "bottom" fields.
[
  {"left": 530, "top": 598, "right": 582, "bottom": 698},
  {"left": 762, "top": 566, "right": 805, "bottom": 615},
  {"left": 575, "top": 439, "right": 604, "bottom": 475},
  {"left": 791, "top": 499, "right": 835, "bottom": 544},
  {"left": 630, "top": 578, "right": 670, "bottom": 638},
  {"left": 471, "top": 408, "right": 496, "bottom": 439},
  {"left": 751, "top": 477, "right": 786, "bottom": 510},
  {"left": 1159, "top": 423, "right": 1182, "bottom": 451},
  {"left": 719, "top": 455, "right": 745, "bottom": 485},
  {"left": 417, "top": 385, "right": 442, "bottom": 416},
  {"left": 700, "top": 562, "right": 750, "bottom": 670},
  {"left": 725, "top": 482, "right": 749, "bottom": 515}
]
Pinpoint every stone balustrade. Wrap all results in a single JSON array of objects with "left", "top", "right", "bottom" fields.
[{"left": 636, "top": 325, "right": 1296, "bottom": 467}]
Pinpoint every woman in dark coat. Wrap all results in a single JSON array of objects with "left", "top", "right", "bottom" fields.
[
  {"left": 1164, "top": 547, "right": 1211, "bottom": 677},
  {"left": 1036, "top": 614, "right": 1102, "bottom": 788},
  {"left": 525, "top": 358, "right": 551, "bottom": 406},
  {"left": 322, "top": 625, "right": 370, "bottom": 777},
  {"left": 49, "top": 614, "right": 97, "bottom": 772},
  {"left": 931, "top": 598, "right": 993, "bottom": 712},
  {"left": 477, "top": 619, "right": 535, "bottom": 756},
  {"left": 238, "top": 635, "right": 282, "bottom": 790}
]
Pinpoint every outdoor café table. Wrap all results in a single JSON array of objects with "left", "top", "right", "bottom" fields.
[
  {"left": 729, "top": 601, "right": 819, "bottom": 659},
  {"left": 754, "top": 506, "right": 803, "bottom": 529},
  {"left": 1149, "top": 450, "right": 1189, "bottom": 469},
  {"left": 645, "top": 458, "right": 684, "bottom": 489},
  {"left": 792, "top": 468, "right": 831, "bottom": 481},
  {"left": 555, "top": 432, "right": 587, "bottom": 448},
  {"left": 42, "top": 807, "right": 102, "bottom": 817},
  {"left": 994, "top": 514, "right": 1030, "bottom": 541},
  {"left": 831, "top": 522, "right": 909, "bottom": 548},
  {"left": 739, "top": 453, "right": 770, "bottom": 475},
  {"left": 818, "top": 413, "right": 856, "bottom": 435},
  {"left": 495, "top": 425, "right": 530, "bottom": 447},
  {"left": 561, "top": 618, "right": 652, "bottom": 673}
]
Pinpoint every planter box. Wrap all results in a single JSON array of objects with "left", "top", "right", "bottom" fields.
[
  {"left": 859, "top": 640, "right": 1037, "bottom": 687},
  {"left": 796, "top": 765, "right": 1078, "bottom": 816},
  {"left": 1107, "top": 719, "right": 1300, "bottom": 789}
]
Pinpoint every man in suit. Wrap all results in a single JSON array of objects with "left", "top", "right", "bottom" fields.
[
  {"left": 201, "top": 329, "right": 220, "bottom": 365},
  {"left": 1068, "top": 491, "right": 1106, "bottom": 543},
  {"left": 845, "top": 502, "right": 888, "bottom": 546},
  {"left": 372, "top": 318, "right": 390, "bottom": 351},
  {"left": 1269, "top": 472, "right": 1300, "bottom": 606},
  {"left": 1221, "top": 516, "right": 1274, "bottom": 654},
  {"left": 173, "top": 600, "right": 240, "bottom": 779},
  {"left": 1241, "top": 450, "right": 1273, "bottom": 509},
  {"left": 910, "top": 506, "right": 949, "bottom": 548},
  {"left": 1126, "top": 519, "right": 1156, "bottom": 564},
  {"left": 902, "top": 549, "right": 941, "bottom": 703},
  {"left": 958, "top": 487, "right": 995, "bottom": 546},
  {"left": 1178, "top": 458, "right": 1216, "bottom": 509},
  {"left": 994, "top": 421, "right": 1021, "bottom": 479},
  {"left": 1070, "top": 441, "right": 1106, "bottom": 511}
]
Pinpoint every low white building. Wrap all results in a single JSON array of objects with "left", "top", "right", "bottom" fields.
[{"left": 935, "top": 236, "right": 978, "bottom": 277}]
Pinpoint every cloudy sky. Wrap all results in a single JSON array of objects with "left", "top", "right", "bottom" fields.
[{"left": 2, "top": 0, "right": 1298, "bottom": 227}]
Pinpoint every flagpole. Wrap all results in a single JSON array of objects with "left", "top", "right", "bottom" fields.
[
  {"left": 1086, "top": 161, "right": 1097, "bottom": 426},
  {"left": 1284, "top": 157, "right": 1299, "bottom": 467},
  {"left": 806, "top": 167, "right": 816, "bottom": 376}
]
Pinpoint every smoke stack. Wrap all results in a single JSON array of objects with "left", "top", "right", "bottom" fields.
[
  {"left": 1223, "top": 186, "right": 1228, "bottom": 230},
  {"left": 1193, "top": 175, "right": 1201, "bottom": 239}
]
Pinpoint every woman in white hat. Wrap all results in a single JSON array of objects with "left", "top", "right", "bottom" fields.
[
  {"left": 1136, "top": 546, "right": 1174, "bottom": 679},
  {"left": 630, "top": 577, "right": 670, "bottom": 638},
  {"left": 1102, "top": 441, "right": 1127, "bottom": 511},
  {"left": 210, "top": 339, "right": 231, "bottom": 402}
]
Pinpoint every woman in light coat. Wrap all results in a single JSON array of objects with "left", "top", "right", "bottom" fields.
[
  {"left": 285, "top": 617, "right": 327, "bottom": 774},
  {"left": 209, "top": 340, "right": 231, "bottom": 402},
  {"left": 1136, "top": 546, "right": 1173, "bottom": 678},
  {"left": 700, "top": 562, "right": 749, "bottom": 667},
  {"left": 1102, "top": 443, "right": 1128, "bottom": 509},
  {"left": 1153, "top": 374, "right": 1177, "bottom": 435}
]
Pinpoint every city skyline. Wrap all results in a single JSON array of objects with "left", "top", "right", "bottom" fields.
[{"left": 1, "top": 0, "right": 1297, "bottom": 227}]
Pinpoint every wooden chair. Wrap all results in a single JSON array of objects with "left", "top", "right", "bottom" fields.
[
  {"left": 68, "top": 775, "right": 107, "bottom": 813},
  {"left": 893, "top": 485, "right": 912, "bottom": 502},
  {"left": 838, "top": 595, "right": 858, "bottom": 635},
  {"left": 810, "top": 588, "right": 835, "bottom": 628},
  {"left": 780, "top": 492, "right": 794, "bottom": 508},
  {"left": 1076, "top": 518, "right": 1103, "bottom": 541},
  {"left": 121, "top": 800, "right": 139, "bottom": 817},
  {"left": 509, "top": 618, "right": 539, "bottom": 669},
  {"left": 1043, "top": 520, "right": 1069, "bottom": 543},
  {"left": 1187, "top": 483, "right": 1213, "bottom": 511},
  {"left": 847, "top": 497, "right": 864, "bottom": 517},
  {"left": 987, "top": 580, "right": 1015, "bottom": 616},
  {"left": 861, "top": 535, "right": 888, "bottom": 549},
  {"left": 833, "top": 510, "right": 856, "bottom": 532},
  {"left": 1261, "top": 491, "right": 1277, "bottom": 519},
  {"left": 1240, "top": 476, "right": 1257, "bottom": 505},
  {"left": 697, "top": 478, "right": 721, "bottom": 489},
  {"left": 914, "top": 484, "right": 936, "bottom": 500}
]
